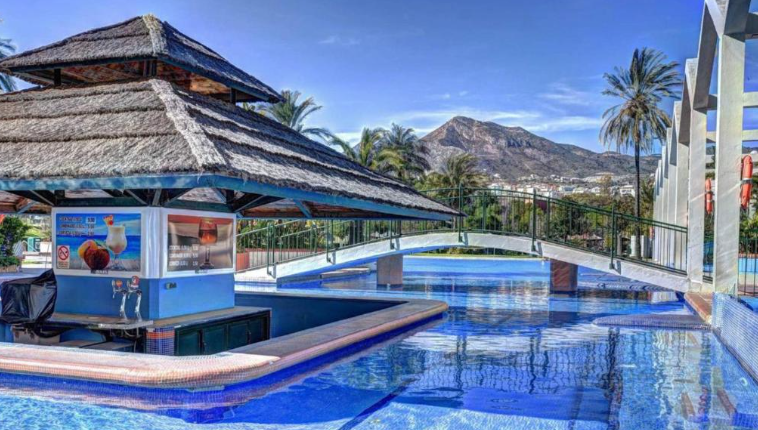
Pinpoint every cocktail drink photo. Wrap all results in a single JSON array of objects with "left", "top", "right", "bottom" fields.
[
  {"left": 198, "top": 218, "right": 218, "bottom": 270},
  {"left": 105, "top": 224, "right": 128, "bottom": 270}
]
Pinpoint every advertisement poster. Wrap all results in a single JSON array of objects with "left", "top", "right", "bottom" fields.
[
  {"left": 56, "top": 213, "right": 142, "bottom": 273},
  {"left": 167, "top": 215, "right": 234, "bottom": 273}
]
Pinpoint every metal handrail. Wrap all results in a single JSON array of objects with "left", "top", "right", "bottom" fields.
[{"left": 235, "top": 187, "right": 689, "bottom": 275}]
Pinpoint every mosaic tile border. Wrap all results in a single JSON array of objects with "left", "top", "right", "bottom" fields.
[
  {"left": 0, "top": 297, "right": 447, "bottom": 389},
  {"left": 712, "top": 293, "right": 758, "bottom": 383},
  {"left": 145, "top": 328, "right": 175, "bottom": 356},
  {"left": 593, "top": 314, "right": 710, "bottom": 330}
]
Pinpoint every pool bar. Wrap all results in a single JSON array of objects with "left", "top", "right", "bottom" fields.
[{"left": 0, "top": 15, "right": 454, "bottom": 389}]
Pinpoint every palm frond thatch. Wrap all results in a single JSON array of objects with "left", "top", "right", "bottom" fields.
[
  {"left": 0, "top": 15, "right": 280, "bottom": 102},
  {"left": 0, "top": 79, "right": 458, "bottom": 217}
]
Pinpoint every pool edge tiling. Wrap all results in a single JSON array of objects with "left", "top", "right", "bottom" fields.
[
  {"left": 712, "top": 293, "right": 758, "bottom": 384},
  {"left": 0, "top": 296, "right": 447, "bottom": 390}
]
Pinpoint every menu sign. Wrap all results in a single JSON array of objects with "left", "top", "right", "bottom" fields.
[
  {"left": 55, "top": 213, "right": 142, "bottom": 274},
  {"left": 167, "top": 215, "right": 234, "bottom": 273}
]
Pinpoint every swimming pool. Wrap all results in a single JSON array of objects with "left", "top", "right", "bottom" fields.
[{"left": 1, "top": 257, "right": 757, "bottom": 429}]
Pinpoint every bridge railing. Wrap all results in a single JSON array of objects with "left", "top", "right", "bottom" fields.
[
  {"left": 739, "top": 230, "right": 758, "bottom": 295},
  {"left": 235, "top": 187, "right": 688, "bottom": 275}
]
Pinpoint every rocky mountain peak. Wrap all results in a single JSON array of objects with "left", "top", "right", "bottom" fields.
[{"left": 419, "top": 116, "right": 657, "bottom": 180}]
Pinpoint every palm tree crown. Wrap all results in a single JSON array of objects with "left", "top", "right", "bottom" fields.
[
  {"left": 256, "top": 90, "right": 333, "bottom": 141},
  {"left": 600, "top": 48, "right": 680, "bottom": 156},
  {"left": 0, "top": 38, "right": 16, "bottom": 93},
  {"left": 380, "top": 123, "right": 430, "bottom": 183},
  {"left": 423, "top": 153, "right": 487, "bottom": 190},
  {"left": 331, "top": 128, "right": 400, "bottom": 172}
]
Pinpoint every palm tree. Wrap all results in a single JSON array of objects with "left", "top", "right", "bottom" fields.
[
  {"left": 331, "top": 128, "right": 399, "bottom": 171},
  {"left": 640, "top": 177, "right": 655, "bottom": 218},
  {"left": 0, "top": 38, "right": 16, "bottom": 93},
  {"left": 380, "top": 123, "right": 430, "bottom": 183},
  {"left": 600, "top": 47, "right": 680, "bottom": 257},
  {"left": 255, "top": 90, "right": 333, "bottom": 141},
  {"left": 426, "top": 153, "right": 487, "bottom": 190}
]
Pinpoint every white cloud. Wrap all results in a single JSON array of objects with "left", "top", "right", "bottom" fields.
[
  {"left": 385, "top": 107, "right": 602, "bottom": 136},
  {"left": 538, "top": 82, "right": 598, "bottom": 106},
  {"left": 334, "top": 131, "right": 363, "bottom": 142},
  {"left": 334, "top": 106, "right": 603, "bottom": 146},
  {"left": 430, "top": 93, "right": 452, "bottom": 100},
  {"left": 458, "top": 90, "right": 469, "bottom": 97},
  {"left": 525, "top": 116, "right": 604, "bottom": 132},
  {"left": 390, "top": 107, "right": 541, "bottom": 125},
  {"left": 319, "top": 35, "right": 360, "bottom": 46}
]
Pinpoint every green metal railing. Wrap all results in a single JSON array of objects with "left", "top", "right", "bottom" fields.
[{"left": 235, "top": 187, "right": 689, "bottom": 275}]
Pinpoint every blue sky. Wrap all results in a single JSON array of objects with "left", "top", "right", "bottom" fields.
[{"left": 1, "top": 1, "right": 708, "bottom": 152}]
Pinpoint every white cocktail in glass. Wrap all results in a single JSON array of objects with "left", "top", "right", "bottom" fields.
[{"left": 106, "top": 224, "right": 128, "bottom": 270}]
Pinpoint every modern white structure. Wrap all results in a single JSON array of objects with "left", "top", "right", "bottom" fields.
[{"left": 653, "top": 0, "right": 754, "bottom": 295}]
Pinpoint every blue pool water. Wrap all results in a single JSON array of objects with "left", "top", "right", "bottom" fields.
[{"left": 1, "top": 257, "right": 758, "bottom": 429}]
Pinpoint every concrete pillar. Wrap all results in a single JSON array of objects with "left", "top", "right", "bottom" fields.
[
  {"left": 376, "top": 254, "right": 403, "bottom": 286},
  {"left": 674, "top": 125, "right": 690, "bottom": 268},
  {"left": 671, "top": 121, "right": 690, "bottom": 269},
  {"left": 674, "top": 133, "right": 690, "bottom": 227},
  {"left": 664, "top": 129, "right": 679, "bottom": 266},
  {"left": 713, "top": 33, "right": 745, "bottom": 295},
  {"left": 549, "top": 259, "right": 577, "bottom": 293},
  {"left": 662, "top": 144, "right": 670, "bottom": 224},
  {"left": 666, "top": 129, "right": 678, "bottom": 226},
  {"left": 687, "top": 106, "right": 707, "bottom": 291}
]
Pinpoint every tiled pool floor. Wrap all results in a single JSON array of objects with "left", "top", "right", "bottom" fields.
[{"left": 1, "top": 257, "right": 758, "bottom": 429}]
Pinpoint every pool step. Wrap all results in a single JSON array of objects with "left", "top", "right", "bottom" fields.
[
  {"left": 57, "top": 339, "right": 101, "bottom": 348},
  {"left": 593, "top": 314, "right": 709, "bottom": 330},
  {"left": 684, "top": 293, "right": 713, "bottom": 324},
  {"left": 82, "top": 341, "right": 135, "bottom": 353},
  {"left": 681, "top": 386, "right": 758, "bottom": 428}
]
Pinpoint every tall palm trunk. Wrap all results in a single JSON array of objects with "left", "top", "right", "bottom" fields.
[{"left": 634, "top": 144, "right": 641, "bottom": 258}]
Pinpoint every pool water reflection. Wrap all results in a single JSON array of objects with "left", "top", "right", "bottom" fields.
[{"left": 1, "top": 257, "right": 757, "bottom": 430}]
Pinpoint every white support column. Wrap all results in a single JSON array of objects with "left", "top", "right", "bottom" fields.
[
  {"left": 665, "top": 128, "right": 678, "bottom": 266},
  {"left": 666, "top": 128, "right": 678, "bottom": 226},
  {"left": 674, "top": 104, "right": 690, "bottom": 228},
  {"left": 713, "top": 33, "right": 745, "bottom": 295},
  {"left": 653, "top": 164, "right": 662, "bottom": 262},
  {"left": 654, "top": 165, "right": 661, "bottom": 219},
  {"left": 661, "top": 145, "right": 670, "bottom": 223},
  {"left": 674, "top": 122, "right": 690, "bottom": 269},
  {"left": 687, "top": 106, "right": 708, "bottom": 291},
  {"left": 658, "top": 146, "right": 669, "bottom": 264}
]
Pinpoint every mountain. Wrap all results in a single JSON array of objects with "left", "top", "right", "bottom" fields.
[{"left": 419, "top": 116, "right": 658, "bottom": 181}]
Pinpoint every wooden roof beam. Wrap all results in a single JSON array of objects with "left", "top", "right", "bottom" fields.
[
  {"left": 294, "top": 200, "right": 313, "bottom": 219},
  {"left": 4, "top": 190, "right": 56, "bottom": 206},
  {"left": 162, "top": 189, "right": 193, "bottom": 205},
  {"left": 124, "top": 190, "right": 148, "bottom": 205},
  {"left": 14, "top": 198, "right": 35, "bottom": 214},
  {"left": 232, "top": 193, "right": 283, "bottom": 213}
]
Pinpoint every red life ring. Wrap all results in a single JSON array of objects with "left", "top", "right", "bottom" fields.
[
  {"left": 705, "top": 178, "right": 714, "bottom": 215},
  {"left": 741, "top": 155, "right": 753, "bottom": 210}
]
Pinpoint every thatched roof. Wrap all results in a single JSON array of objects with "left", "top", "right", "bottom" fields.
[
  {"left": 0, "top": 79, "right": 457, "bottom": 220},
  {"left": 0, "top": 15, "right": 281, "bottom": 103}
]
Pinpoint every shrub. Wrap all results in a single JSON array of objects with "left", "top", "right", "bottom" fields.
[{"left": 0, "top": 217, "right": 30, "bottom": 267}]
